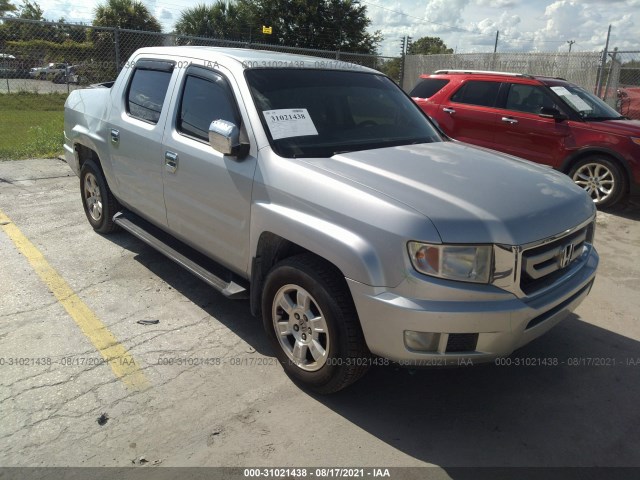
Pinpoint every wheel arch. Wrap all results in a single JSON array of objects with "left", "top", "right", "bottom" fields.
[
  {"left": 250, "top": 231, "right": 358, "bottom": 318},
  {"left": 559, "top": 147, "right": 631, "bottom": 193},
  {"left": 73, "top": 142, "right": 120, "bottom": 201}
]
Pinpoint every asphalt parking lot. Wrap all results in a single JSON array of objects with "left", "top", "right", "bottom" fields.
[{"left": 0, "top": 158, "right": 639, "bottom": 475}]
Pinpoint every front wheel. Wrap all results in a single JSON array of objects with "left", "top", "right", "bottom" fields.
[
  {"left": 569, "top": 156, "right": 625, "bottom": 208},
  {"left": 262, "top": 254, "right": 370, "bottom": 394},
  {"left": 79, "top": 159, "right": 120, "bottom": 233}
]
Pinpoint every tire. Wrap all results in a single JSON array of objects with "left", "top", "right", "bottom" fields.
[
  {"left": 79, "top": 159, "right": 121, "bottom": 234},
  {"left": 262, "top": 254, "right": 370, "bottom": 394},
  {"left": 569, "top": 156, "right": 625, "bottom": 209}
]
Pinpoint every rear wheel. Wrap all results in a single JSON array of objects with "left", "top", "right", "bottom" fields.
[
  {"left": 79, "top": 159, "right": 120, "bottom": 233},
  {"left": 569, "top": 156, "right": 625, "bottom": 208},
  {"left": 262, "top": 254, "right": 370, "bottom": 394}
]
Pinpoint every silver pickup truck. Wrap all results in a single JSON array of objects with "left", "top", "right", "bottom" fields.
[{"left": 64, "top": 46, "right": 599, "bottom": 393}]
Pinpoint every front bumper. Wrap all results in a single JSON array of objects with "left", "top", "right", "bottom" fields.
[{"left": 348, "top": 245, "right": 598, "bottom": 365}]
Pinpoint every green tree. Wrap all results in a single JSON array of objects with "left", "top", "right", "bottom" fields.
[
  {"left": 245, "top": 0, "right": 381, "bottom": 54},
  {"left": 2, "top": 0, "right": 47, "bottom": 41},
  {"left": 91, "top": 0, "right": 163, "bottom": 69},
  {"left": 53, "top": 17, "right": 88, "bottom": 43},
  {"left": 0, "top": 0, "right": 17, "bottom": 16},
  {"left": 17, "top": 0, "right": 42, "bottom": 19},
  {"left": 379, "top": 57, "right": 400, "bottom": 82},
  {"left": 174, "top": 2, "right": 252, "bottom": 40},
  {"left": 408, "top": 36, "right": 453, "bottom": 55},
  {"left": 93, "top": 0, "right": 161, "bottom": 32},
  {"left": 174, "top": 0, "right": 381, "bottom": 54}
]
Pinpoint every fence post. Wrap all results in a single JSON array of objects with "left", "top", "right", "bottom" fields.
[
  {"left": 114, "top": 27, "right": 121, "bottom": 73},
  {"left": 596, "top": 24, "right": 611, "bottom": 97},
  {"left": 2, "top": 56, "right": 8, "bottom": 93},
  {"left": 603, "top": 47, "right": 618, "bottom": 105}
]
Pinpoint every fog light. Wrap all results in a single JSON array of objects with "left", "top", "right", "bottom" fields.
[{"left": 404, "top": 331, "right": 439, "bottom": 352}]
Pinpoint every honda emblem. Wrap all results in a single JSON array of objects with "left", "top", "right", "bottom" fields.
[{"left": 558, "top": 243, "right": 575, "bottom": 268}]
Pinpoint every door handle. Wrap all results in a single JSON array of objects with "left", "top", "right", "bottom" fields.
[
  {"left": 110, "top": 129, "right": 119, "bottom": 144},
  {"left": 165, "top": 151, "right": 178, "bottom": 173},
  {"left": 443, "top": 107, "right": 456, "bottom": 114},
  {"left": 501, "top": 117, "right": 518, "bottom": 124}
]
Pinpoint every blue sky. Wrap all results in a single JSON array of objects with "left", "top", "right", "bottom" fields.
[{"left": 18, "top": 0, "right": 640, "bottom": 56}]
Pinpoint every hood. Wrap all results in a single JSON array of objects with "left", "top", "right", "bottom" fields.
[
  {"left": 583, "top": 118, "right": 640, "bottom": 136},
  {"left": 303, "top": 142, "right": 595, "bottom": 245}
]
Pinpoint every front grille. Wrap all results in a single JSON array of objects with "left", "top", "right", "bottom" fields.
[
  {"left": 520, "top": 224, "right": 592, "bottom": 295},
  {"left": 446, "top": 333, "right": 479, "bottom": 352}
]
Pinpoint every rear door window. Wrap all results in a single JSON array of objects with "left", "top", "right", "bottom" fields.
[
  {"left": 127, "top": 65, "right": 173, "bottom": 124},
  {"left": 409, "top": 79, "right": 450, "bottom": 98},
  {"left": 450, "top": 80, "right": 500, "bottom": 108}
]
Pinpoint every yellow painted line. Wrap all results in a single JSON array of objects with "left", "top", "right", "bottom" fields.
[{"left": 0, "top": 208, "right": 149, "bottom": 391}]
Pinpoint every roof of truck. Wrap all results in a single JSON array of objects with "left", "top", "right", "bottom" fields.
[{"left": 133, "top": 46, "right": 379, "bottom": 74}]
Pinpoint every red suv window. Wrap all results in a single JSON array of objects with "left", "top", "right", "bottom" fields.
[
  {"left": 409, "top": 78, "right": 449, "bottom": 99},
  {"left": 450, "top": 81, "right": 500, "bottom": 108},
  {"left": 505, "top": 84, "right": 560, "bottom": 114}
]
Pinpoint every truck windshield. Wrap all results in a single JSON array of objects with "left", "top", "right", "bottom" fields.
[
  {"left": 549, "top": 84, "right": 624, "bottom": 120},
  {"left": 245, "top": 68, "right": 442, "bottom": 158}
]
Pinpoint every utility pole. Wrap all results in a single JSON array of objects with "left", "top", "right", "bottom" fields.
[
  {"left": 494, "top": 30, "right": 499, "bottom": 53},
  {"left": 399, "top": 36, "right": 406, "bottom": 87},
  {"left": 565, "top": 40, "right": 575, "bottom": 78}
]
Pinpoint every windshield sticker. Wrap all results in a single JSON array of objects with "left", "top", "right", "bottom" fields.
[
  {"left": 564, "top": 94, "right": 592, "bottom": 112},
  {"left": 550, "top": 86, "right": 571, "bottom": 97},
  {"left": 263, "top": 108, "right": 318, "bottom": 139},
  {"left": 551, "top": 86, "right": 593, "bottom": 112}
]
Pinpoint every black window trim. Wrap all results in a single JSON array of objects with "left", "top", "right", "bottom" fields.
[
  {"left": 125, "top": 58, "right": 176, "bottom": 125},
  {"left": 175, "top": 64, "right": 242, "bottom": 145}
]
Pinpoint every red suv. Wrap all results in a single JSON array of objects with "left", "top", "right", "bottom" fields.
[{"left": 411, "top": 70, "right": 640, "bottom": 208}]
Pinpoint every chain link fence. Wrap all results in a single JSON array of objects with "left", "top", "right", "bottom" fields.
[
  {"left": 612, "top": 51, "right": 640, "bottom": 119},
  {"left": 0, "top": 17, "right": 640, "bottom": 158},
  {"left": 0, "top": 17, "right": 394, "bottom": 95},
  {"left": 403, "top": 51, "right": 603, "bottom": 91}
]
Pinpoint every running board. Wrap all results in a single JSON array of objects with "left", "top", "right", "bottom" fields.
[{"left": 113, "top": 211, "right": 248, "bottom": 299}]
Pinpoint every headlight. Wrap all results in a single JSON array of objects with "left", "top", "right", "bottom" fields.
[{"left": 408, "top": 242, "right": 493, "bottom": 283}]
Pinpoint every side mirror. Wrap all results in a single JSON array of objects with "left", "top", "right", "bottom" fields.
[
  {"left": 539, "top": 107, "right": 566, "bottom": 121},
  {"left": 208, "top": 119, "right": 249, "bottom": 159}
]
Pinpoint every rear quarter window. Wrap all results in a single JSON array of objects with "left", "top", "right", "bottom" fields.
[{"left": 409, "top": 78, "right": 450, "bottom": 98}]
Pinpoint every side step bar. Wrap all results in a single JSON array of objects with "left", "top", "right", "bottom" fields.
[{"left": 113, "top": 211, "right": 248, "bottom": 299}]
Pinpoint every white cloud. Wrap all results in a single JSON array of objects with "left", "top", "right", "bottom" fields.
[
  {"left": 475, "top": 0, "right": 518, "bottom": 7},
  {"left": 13, "top": 0, "right": 640, "bottom": 56}
]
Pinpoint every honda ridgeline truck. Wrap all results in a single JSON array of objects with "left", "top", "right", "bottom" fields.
[{"left": 64, "top": 47, "right": 599, "bottom": 393}]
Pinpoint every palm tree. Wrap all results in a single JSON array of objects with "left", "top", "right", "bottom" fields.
[
  {"left": 174, "top": 2, "right": 253, "bottom": 41},
  {"left": 0, "top": 0, "right": 18, "bottom": 17},
  {"left": 93, "top": 0, "right": 162, "bottom": 32},
  {"left": 91, "top": 0, "right": 163, "bottom": 71}
]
